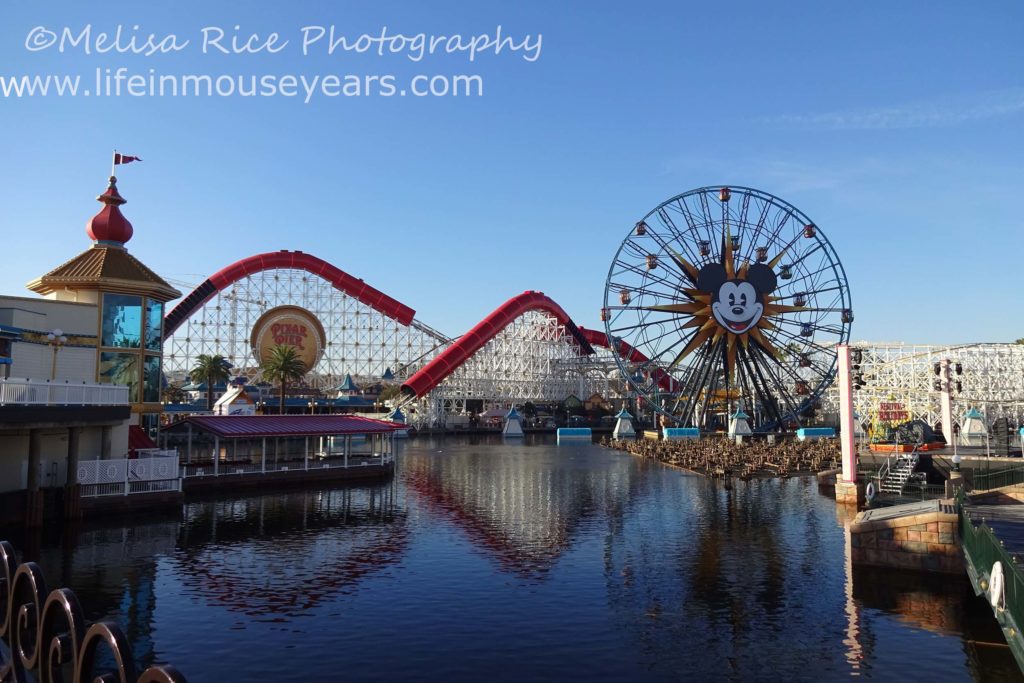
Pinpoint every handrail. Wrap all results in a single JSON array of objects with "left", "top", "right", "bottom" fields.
[
  {"left": 0, "top": 540, "right": 186, "bottom": 681},
  {"left": 0, "top": 378, "right": 129, "bottom": 407},
  {"left": 878, "top": 454, "right": 893, "bottom": 483},
  {"left": 971, "top": 466, "right": 1024, "bottom": 492},
  {"left": 958, "top": 500, "right": 1024, "bottom": 673}
]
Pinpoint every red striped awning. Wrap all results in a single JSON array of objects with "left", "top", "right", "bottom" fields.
[{"left": 162, "top": 414, "right": 403, "bottom": 439}]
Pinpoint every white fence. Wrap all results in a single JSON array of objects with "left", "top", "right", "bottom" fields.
[
  {"left": 0, "top": 378, "right": 129, "bottom": 406},
  {"left": 78, "top": 454, "right": 181, "bottom": 497}
]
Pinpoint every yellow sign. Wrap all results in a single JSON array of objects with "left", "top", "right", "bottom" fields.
[{"left": 250, "top": 305, "right": 325, "bottom": 372}]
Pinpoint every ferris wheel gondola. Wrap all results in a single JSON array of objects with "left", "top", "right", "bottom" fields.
[{"left": 603, "top": 186, "right": 852, "bottom": 431}]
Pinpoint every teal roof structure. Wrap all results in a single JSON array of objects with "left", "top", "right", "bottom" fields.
[{"left": 336, "top": 374, "right": 360, "bottom": 392}]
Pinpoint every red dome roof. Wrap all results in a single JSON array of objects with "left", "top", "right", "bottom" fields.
[{"left": 86, "top": 176, "right": 133, "bottom": 244}]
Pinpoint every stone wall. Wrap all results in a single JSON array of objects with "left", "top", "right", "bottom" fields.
[
  {"left": 850, "top": 510, "right": 963, "bottom": 574},
  {"left": 835, "top": 480, "right": 863, "bottom": 506}
]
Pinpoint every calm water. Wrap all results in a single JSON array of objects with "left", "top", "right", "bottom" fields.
[{"left": 9, "top": 436, "right": 1022, "bottom": 681}]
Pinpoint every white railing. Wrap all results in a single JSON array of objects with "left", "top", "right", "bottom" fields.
[
  {"left": 134, "top": 448, "right": 177, "bottom": 458},
  {"left": 0, "top": 378, "right": 129, "bottom": 407},
  {"left": 78, "top": 454, "right": 181, "bottom": 497},
  {"left": 181, "top": 453, "right": 395, "bottom": 479}
]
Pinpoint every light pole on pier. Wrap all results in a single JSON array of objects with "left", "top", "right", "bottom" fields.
[{"left": 46, "top": 328, "right": 67, "bottom": 380}]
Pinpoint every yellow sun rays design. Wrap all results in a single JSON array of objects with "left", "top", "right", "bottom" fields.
[{"left": 641, "top": 240, "right": 805, "bottom": 377}]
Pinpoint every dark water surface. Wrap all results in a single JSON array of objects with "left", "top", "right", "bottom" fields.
[{"left": 11, "top": 436, "right": 1023, "bottom": 681}]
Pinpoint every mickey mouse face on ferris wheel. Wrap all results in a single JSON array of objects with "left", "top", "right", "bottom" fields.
[{"left": 697, "top": 262, "right": 778, "bottom": 335}]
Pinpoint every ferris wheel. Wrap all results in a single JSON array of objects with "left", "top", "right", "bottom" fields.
[{"left": 603, "top": 186, "right": 852, "bottom": 431}]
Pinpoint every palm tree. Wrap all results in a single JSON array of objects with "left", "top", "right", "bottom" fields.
[
  {"left": 260, "top": 345, "right": 307, "bottom": 414},
  {"left": 161, "top": 382, "right": 188, "bottom": 404},
  {"left": 189, "top": 354, "right": 232, "bottom": 411}
]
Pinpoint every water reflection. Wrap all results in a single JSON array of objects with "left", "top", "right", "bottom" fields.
[
  {"left": 10, "top": 438, "right": 1023, "bottom": 681},
  {"left": 36, "top": 523, "right": 179, "bottom": 667},
  {"left": 402, "top": 437, "right": 644, "bottom": 578},
  {"left": 174, "top": 484, "right": 407, "bottom": 616},
  {"left": 601, "top": 475, "right": 860, "bottom": 678},
  {"left": 852, "top": 566, "right": 1024, "bottom": 680}
]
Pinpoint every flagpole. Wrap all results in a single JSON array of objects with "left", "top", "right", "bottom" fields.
[{"left": 110, "top": 149, "right": 117, "bottom": 178}]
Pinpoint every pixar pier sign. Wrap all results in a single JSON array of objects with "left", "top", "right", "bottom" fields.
[
  {"left": 250, "top": 305, "right": 326, "bottom": 371},
  {"left": 270, "top": 321, "right": 311, "bottom": 350}
]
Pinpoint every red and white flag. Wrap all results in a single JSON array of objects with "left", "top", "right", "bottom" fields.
[{"left": 114, "top": 153, "right": 142, "bottom": 165}]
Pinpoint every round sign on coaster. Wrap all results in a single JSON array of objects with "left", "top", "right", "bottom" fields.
[{"left": 250, "top": 305, "right": 327, "bottom": 372}]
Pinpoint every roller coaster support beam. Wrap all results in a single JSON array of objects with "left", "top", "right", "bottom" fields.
[{"left": 939, "top": 358, "right": 954, "bottom": 447}]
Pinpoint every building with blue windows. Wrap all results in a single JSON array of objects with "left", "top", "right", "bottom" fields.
[{"left": 0, "top": 175, "right": 180, "bottom": 524}]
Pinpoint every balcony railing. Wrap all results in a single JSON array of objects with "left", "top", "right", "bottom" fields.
[
  {"left": 0, "top": 377, "right": 129, "bottom": 406},
  {"left": 181, "top": 453, "right": 394, "bottom": 478}
]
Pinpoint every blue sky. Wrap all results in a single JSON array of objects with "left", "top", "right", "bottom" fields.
[{"left": 1, "top": 1, "right": 1021, "bottom": 344}]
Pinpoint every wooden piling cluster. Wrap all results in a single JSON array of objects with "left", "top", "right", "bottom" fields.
[{"left": 602, "top": 435, "right": 840, "bottom": 479}]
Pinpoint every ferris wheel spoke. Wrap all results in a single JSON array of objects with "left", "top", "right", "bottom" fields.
[
  {"left": 663, "top": 202, "right": 713, "bottom": 265},
  {"left": 606, "top": 321, "right": 688, "bottom": 360},
  {"left": 673, "top": 343, "right": 717, "bottom": 423},
  {"left": 746, "top": 196, "right": 775, "bottom": 251},
  {"left": 761, "top": 207, "right": 795, "bottom": 253},
  {"left": 688, "top": 340, "right": 725, "bottom": 426},
  {"left": 671, "top": 197, "right": 717, "bottom": 263},
  {"left": 787, "top": 242, "right": 825, "bottom": 270},
  {"left": 613, "top": 258, "right": 691, "bottom": 292},
  {"left": 738, "top": 346, "right": 781, "bottom": 424},
  {"left": 764, "top": 327, "right": 839, "bottom": 363},
  {"left": 607, "top": 281, "right": 690, "bottom": 305},
  {"left": 647, "top": 327, "right": 704, "bottom": 370},
  {"left": 782, "top": 261, "right": 840, "bottom": 290},
  {"left": 695, "top": 192, "right": 722, "bottom": 250},
  {"left": 748, "top": 348, "right": 805, "bottom": 426},
  {"left": 644, "top": 220, "right": 701, "bottom": 284},
  {"left": 798, "top": 260, "right": 838, "bottom": 290},
  {"left": 641, "top": 302, "right": 708, "bottom": 317}
]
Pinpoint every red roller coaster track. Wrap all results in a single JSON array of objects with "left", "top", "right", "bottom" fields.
[
  {"left": 401, "top": 291, "right": 595, "bottom": 398},
  {"left": 165, "top": 252, "right": 656, "bottom": 399},
  {"left": 164, "top": 250, "right": 416, "bottom": 337},
  {"left": 578, "top": 326, "right": 678, "bottom": 392}
]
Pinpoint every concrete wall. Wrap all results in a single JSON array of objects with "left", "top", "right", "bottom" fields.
[
  {"left": 850, "top": 510, "right": 963, "bottom": 574},
  {"left": 0, "top": 295, "right": 98, "bottom": 335},
  {"left": 50, "top": 290, "right": 99, "bottom": 305},
  {"left": 0, "top": 295, "right": 99, "bottom": 382},
  {"left": 0, "top": 433, "right": 28, "bottom": 491},
  {"left": 0, "top": 430, "right": 69, "bottom": 491},
  {"left": 0, "top": 423, "right": 128, "bottom": 493},
  {"left": 9, "top": 344, "right": 95, "bottom": 382}
]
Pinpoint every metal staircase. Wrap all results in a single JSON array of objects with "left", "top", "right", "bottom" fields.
[{"left": 878, "top": 451, "right": 920, "bottom": 494}]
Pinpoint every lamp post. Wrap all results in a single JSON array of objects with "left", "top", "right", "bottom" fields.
[
  {"left": 952, "top": 452, "right": 961, "bottom": 473},
  {"left": 46, "top": 328, "right": 67, "bottom": 380}
]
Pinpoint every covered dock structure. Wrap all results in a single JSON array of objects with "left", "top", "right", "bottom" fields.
[{"left": 162, "top": 414, "right": 399, "bottom": 491}]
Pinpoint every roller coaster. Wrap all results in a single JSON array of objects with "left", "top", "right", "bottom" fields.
[{"left": 163, "top": 186, "right": 1024, "bottom": 432}]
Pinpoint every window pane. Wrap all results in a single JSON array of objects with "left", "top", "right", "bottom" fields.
[
  {"left": 141, "top": 413, "right": 160, "bottom": 440},
  {"left": 143, "top": 355, "right": 161, "bottom": 403},
  {"left": 145, "top": 300, "right": 163, "bottom": 351},
  {"left": 99, "top": 351, "right": 139, "bottom": 403},
  {"left": 101, "top": 294, "right": 142, "bottom": 348}
]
